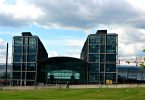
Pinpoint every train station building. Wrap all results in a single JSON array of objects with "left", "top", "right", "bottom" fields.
[{"left": 11, "top": 30, "right": 145, "bottom": 86}]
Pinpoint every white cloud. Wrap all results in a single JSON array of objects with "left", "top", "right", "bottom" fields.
[
  {"left": 114, "top": 26, "right": 145, "bottom": 58},
  {"left": 0, "top": 39, "right": 12, "bottom": 63},
  {"left": 0, "top": 0, "right": 145, "bottom": 61},
  {"left": 0, "top": 0, "right": 44, "bottom": 27},
  {"left": 1, "top": 0, "right": 145, "bottom": 29},
  {"left": 13, "top": 0, "right": 44, "bottom": 20},
  {"left": 127, "top": 0, "right": 145, "bottom": 12}
]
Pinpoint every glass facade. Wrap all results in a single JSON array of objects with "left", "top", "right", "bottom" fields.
[
  {"left": 12, "top": 31, "right": 118, "bottom": 85},
  {"left": 81, "top": 30, "right": 118, "bottom": 84},
  {"left": 38, "top": 57, "right": 87, "bottom": 84},
  {"left": 12, "top": 32, "right": 48, "bottom": 86},
  {"left": 118, "top": 65, "right": 145, "bottom": 83}
]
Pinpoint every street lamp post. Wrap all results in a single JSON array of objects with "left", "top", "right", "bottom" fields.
[
  {"left": 5, "top": 43, "right": 8, "bottom": 86},
  {"left": 0, "top": 41, "right": 8, "bottom": 86}
]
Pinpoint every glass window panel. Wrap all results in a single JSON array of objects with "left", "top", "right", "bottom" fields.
[
  {"left": 23, "top": 54, "right": 27, "bottom": 62},
  {"left": 107, "top": 35, "right": 117, "bottom": 44},
  {"left": 28, "top": 46, "right": 37, "bottom": 53},
  {"left": 29, "top": 37, "right": 37, "bottom": 46},
  {"left": 14, "top": 46, "right": 22, "bottom": 54},
  {"left": 14, "top": 37, "right": 23, "bottom": 45},
  {"left": 100, "top": 45, "right": 105, "bottom": 53},
  {"left": 100, "top": 64, "right": 104, "bottom": 72},
  {"left": 89, "top": 36, "right": 101, "bottom": 44},
  {"left": 101, "top": 35, "right": 106, "bottom": 44},
  {"left": 12, "top": 72, "right": 21, "bottom": 79},
  {"left": 22, "top": 72, "right": 25, "bottom": 79},
  {"left": 100, "top": 73, "right": 104, "bottom": 82},
  {"left": 27, "top": 54, "right": 36, "bottom": 62},
  {"left": 106, "top": 54, "right": 116, "bottom": 62},
  {"left": 100, "top": 54, "right": 105, "bottom": 62},
  {"left": 47, "top": 70, "right": 80, "bottom": 80},
  {"left": 89, "top": 73, "right": 99, "bottom": 82},
  {"left": 74, "top": 73, "right": 80, "bottom": 79},
  {"left": 89, "top": 37, "right": 96, "bottom": 44},
  {"left": 24, "top": 37, "right": 28, "bottom": 45},
  {"left": 23, "top": 46, "right": 27, "bottom": 54},
  {"left": 106, "top": 64, "right": 116, "bottom": 72},
  {"left": 27, "top": 63, "right": 36, "bottom": 71},
  {"left": 89, "top": 45, "right": 100, "bottom": 53},
  {"left": 27, "top": 72, "right": 36, "bottom": 80},
  {"left": 89, "top": 63, "right": 99, "bottom": 72},
  {"left": 89, "top": 54, "right": 99, "bottom": 62},
  {"left": 13, "top": 54, "right": 22, "bottom": 62},
  {"left": 107, "top": 45, "right": 116, "bottom": 53},
  {"left": 13, "top": 63, "right": 21, "bottom": 71},
  {"left": 22, "top": 63, "right": 27, "bottom": 71}
]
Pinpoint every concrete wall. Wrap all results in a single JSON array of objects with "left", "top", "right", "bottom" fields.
[{"left": 1, "top": 84, "right": 145, "bottom": 90}]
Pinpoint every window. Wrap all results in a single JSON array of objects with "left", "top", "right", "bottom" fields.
[
  {"left": 89, "top": 73, "right": 99, "bottom": 82},
  {"left": 27, "top": 63, "right": 36, "bottom": 71},
  {"left": 107, "top": 35, "right": 117, "bottom": 44},
  {"left": 100, "top": 45, "right": 105, "bottom": 53},
  {"left": 106, "top": 64, "right": 116, "bottom": 72},
  {"left": 101, "top": 35, "right": 106, "bottom": 44},
  {"left": 106, "top": 45, "right": 116, "bottom": 53},
  {"left": 27, "top": 54, "right": 36, "bottom": 62},
  {"left": 89, "top": 63, "right": 99, "bottom": 72},
  {"left": 22, "top": 63, "right": 27, "bottom": 71},
  {"left": 23, "top": 54, "right": 27, "bottom": 62},
  {"left": 89, "top": 54, "right": 99, "bottom": 62},
  {"left": 100, "top": 54, "right": 105, "bottom": 62},
  {"left": 89, "top": 45, "right": 99, "bottom": 53},
  {"left": 47, "top": 70, "right": 80, "bottom": 80},
  {"left": 100, "top": 73, "right": 104, "bottom": 82},
  {"left": 13, "top": 54, "right": 22, "bottom": 62},
  {"left": 13, "top": 63, "right": 21, "bottom": 71},
  {"left": 100, "top": 64, "right": 104, "bottom": 72},
  {"left": 106, "top": 54, "right": 116, "bottom": 62},
  {"left": 12, "top": 72, "right": 21, "bottom": 79},
  {"left": 24, "top": 37, "right": 28, "bottom": 45},
  {"left": 14, "top": 46, "right": 22, "bottom": 54},
  {"left": 23, "top": 46, "right": 27, "bottom": 54},
  {"left": 22, "top": 72, "right": 25, "bottom": 79},
  {"left": 89, "top": 36, "right": 101, "bottom": 44},
  {"left": 28, "top": 46, "right": 37, "bottom": 53},
  {"left": 27, "top": 72, "right": 36, "bottom": 80},
  {"left": 14, "top": 37, "right": 23, "bottom": 45},
  {"left": 29, "top": 37, "right": 37, "bottom": 46}
]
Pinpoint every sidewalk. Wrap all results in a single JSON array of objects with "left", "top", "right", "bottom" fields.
[{"left": 1, "top": 84, "right": 145, "bottom": 90}]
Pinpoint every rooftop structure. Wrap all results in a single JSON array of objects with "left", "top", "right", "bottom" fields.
[{"left": 81, "top": 30, "right": 118, "bottom": 84}]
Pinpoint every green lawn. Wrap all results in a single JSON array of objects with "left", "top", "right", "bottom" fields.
[{"left": 0, "top": 88, "right": 145, "bottom": 100}]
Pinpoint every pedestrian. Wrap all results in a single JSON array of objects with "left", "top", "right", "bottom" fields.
[{"left": 66, "top": 82, "right": 69, "bottom": 88}]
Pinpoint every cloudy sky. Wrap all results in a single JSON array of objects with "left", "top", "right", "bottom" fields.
[{"left": 0, "top": 0, "right": 145, "bottom": 63}]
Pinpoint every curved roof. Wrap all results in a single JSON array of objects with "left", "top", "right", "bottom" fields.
[{"left": 38, "top": 56, "right": 88, "bottom": 64}]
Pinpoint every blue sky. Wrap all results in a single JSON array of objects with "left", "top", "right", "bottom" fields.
[{"left": 0, "top": 0, "right": 145, "bottom": 63}]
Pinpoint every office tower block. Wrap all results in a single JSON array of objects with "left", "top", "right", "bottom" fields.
[
  {"left": 12, "top": 32, "right": 48, "bottom": 86},
  {"left": 81, "top": 30, "right": 118, "bottom": 84}
]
